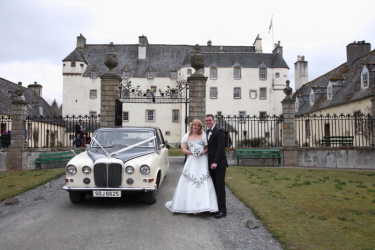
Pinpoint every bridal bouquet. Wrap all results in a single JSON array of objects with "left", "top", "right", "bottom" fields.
[{"left": 191, "top": 144, "right": 204, "bottom": 157}]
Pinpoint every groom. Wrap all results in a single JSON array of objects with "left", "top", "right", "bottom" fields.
[{"left": 205, "top": 114, "right": 228, "bottom": 218}]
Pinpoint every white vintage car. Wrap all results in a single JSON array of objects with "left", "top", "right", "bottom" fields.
[{"left": 62, "top": 126, "right": 169, "bottom": 204}]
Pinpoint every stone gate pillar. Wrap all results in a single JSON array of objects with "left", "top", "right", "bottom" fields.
[
  {"left": 6, "top": 87, "right": 28, "bottom": 171},
  {"left": 281, "top": 81, "right": 298, "bottom": 166},
  {"left": 100, "top": 42, "right": 121, "bottom": 128},
  {"left": 187, "top": 44, "right": 207, "bottom": 124}
]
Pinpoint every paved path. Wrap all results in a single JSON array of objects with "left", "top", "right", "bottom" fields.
[{"left": 0, "top": 157, "right": 282, "bottom": 250}]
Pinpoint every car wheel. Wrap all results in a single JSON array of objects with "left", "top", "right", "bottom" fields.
[
  {"left": 144, "top": 190, "right": 157, "bottom": 204},
  {"left": 69, "top": 191, "right": 86, "bottom": 203}
]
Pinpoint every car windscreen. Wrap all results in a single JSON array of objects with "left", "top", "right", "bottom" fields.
[{"left": 91, "top": 130, "right": 156, "bottom": 148}]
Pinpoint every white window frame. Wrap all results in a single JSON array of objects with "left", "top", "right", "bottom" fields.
[
  {"left": 170, "top": 71, "right": 177, "bottom": 79},
  {"left": 187, "top": 69, "right": 192, "bottom": 75},
  {"left": 90, "top": 71, "right": 98, "bottom": 79},
  {"left": 146, "top": 110, "right": 155, "bottom": 122},
  {"left": 210, "top": 87, "right": 218, "bottom": 99},
  {"left": 259, "top": 68, "right": 267, "bottom": 80},
  {"left": 361, "top": 67, "right": 369, "bottom": 89},
  {"left": 122, "top": 70, "right": 131, "bottom": 79},
  {"left": 309, "top": 89, "right": 315, "bottom": 106},
  {"left": 259, "top": 88, "right": 267, "bottom": 100},
  {"left": 234, "top": 67, "right": 241, "bottom": 80},
  {"left": 172, "top": 110, "right": 179, "bottom": 122},
  {"left": 210, "top": 67, "right": 217, "bottom": 80},
  {"left": 295, "top": 98, "right": 299, "bottom": 112},
  {"left": 90, "top": 90, "right": 97, "bottom": 99},
  {"left": 147, "top": 70, "right": 155, "bottom": 79},
  {"left": 234, "top": 87, "right": 241, "bottom": 99},
  {"left": 327, "top": 81, "right": 333, "bottom": 100},
  {"left": 123, "top": 112, "right": 129, "bottom": 122}
]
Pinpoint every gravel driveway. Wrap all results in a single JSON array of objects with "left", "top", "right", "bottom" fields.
[{"left": 0, "top": 156, "right": 282, "bottom": 250}]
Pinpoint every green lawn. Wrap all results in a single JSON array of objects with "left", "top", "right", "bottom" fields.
[
  {"left": 0, "top": 168, "right": 65, "bottom": 201},
  {"left": 226, "top": 167, "right": 375, "bottom": 250}
]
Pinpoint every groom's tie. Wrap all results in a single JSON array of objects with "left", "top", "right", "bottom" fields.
[{"left": 207, "top": 129, "right": 211, "bottom": 140}]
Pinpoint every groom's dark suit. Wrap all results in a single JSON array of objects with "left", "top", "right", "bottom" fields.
[{"left": 207, "top": 126, "right": 228, "bottom": 214}]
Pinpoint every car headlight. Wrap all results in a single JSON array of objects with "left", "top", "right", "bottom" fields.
[
  {"left": 82, "top": 166, "right": 91, "bottom": 174},
  {"left": 140, "top": 165, "right": 150, "bottom": 175},
  {"left": 125, "top": 166, "right": 134, "bottom": 174},
  {"left": 67, "top": 165, "right": 77, "bottom": 175}
]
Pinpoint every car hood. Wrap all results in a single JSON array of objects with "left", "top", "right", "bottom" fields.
[{"left": 87, "top": 148, "right": 155, "bottom": 163}]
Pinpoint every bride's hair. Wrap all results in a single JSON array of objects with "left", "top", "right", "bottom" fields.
[{"left": 189, "top": 119, "right": 203, "bottom": 135}]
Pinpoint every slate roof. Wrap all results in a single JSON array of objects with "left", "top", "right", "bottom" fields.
[
  {"left": 63, "top": 43, "right": 289, "bottom": 78},
  {"left": 0, "top": 77, "right": 60, "bottom": 117},
  {"left": 294, "top": 49, "right": 375, "bottom": 115}
]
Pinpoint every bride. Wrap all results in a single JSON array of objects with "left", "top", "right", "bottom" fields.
[{"left": 165, "top": 119, "right": 218, "bottom": 214}]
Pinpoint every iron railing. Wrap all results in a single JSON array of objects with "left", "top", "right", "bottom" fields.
[
  {"left": 25, "top": 115, "right": 100, "bottom": 148},
  {"left": 0, "top": 115, "right": 12, "bottom": 148},
  {"left": 295, "top": 113, "right": 374, "bottom": 147},
  {"left": 214, "top": 114, "right": 284, "bottom": 148}
]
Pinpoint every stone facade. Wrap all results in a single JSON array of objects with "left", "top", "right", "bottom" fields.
[
  {"left": 6, "top": 96, "right": 28, "bottom": 171},
  {"left": 187, "top": 74, "right": 207, "bottom": 123},
  {"left": 100, "top": 73, "right": 121, "bottom": 128}
]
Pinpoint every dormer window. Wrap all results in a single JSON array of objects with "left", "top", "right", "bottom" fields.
[
  {"left": 327, "top": 81, "right": 333, "bottom": 100},
  {"left": 233, "top": 63, "right": 241, "bottom": 80},
  {"left": 170, "top": 70, "right": 177, "bottom": 79},
  {"left": 295, "top": 98, "right": 299, "bottom": 112},
  {"left": 309, "top": 89, "right": 315, "bottom": 106},
  {"left": 210, "top": 67, "right": 217, "bottom": 80},
  {"left": 121, "top": 66, "right": 132, "bottom": 79},
  {"left": 90, "top": 70, "right": 98, "bottom": 79},
  {"left": 361, "top": 66, "right": 369, "bottom": 89},
  {"left": 259, "top": 68, "right": 267, "bottom": 80},
  {"left": 147, "top": 67, "right": 156, "bottom": 79}
]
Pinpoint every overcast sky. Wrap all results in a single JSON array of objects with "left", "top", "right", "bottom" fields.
[{"left": 1, "top": 0, "right": 375, "bottom": 105}]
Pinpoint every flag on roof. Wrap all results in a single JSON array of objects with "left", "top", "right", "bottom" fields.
[{"left": 268, "top": 17, "right": 273, "bottom": 33}]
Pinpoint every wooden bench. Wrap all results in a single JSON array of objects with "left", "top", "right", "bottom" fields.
[
  {"left": 34, "top": 151, "right": 80, "bottom": 169},
  {"left": 319, "top": 136, "right": 354, "bottom": 147},
  {"left": 236, "top": 149, "right": 282, "bottom": 166}
]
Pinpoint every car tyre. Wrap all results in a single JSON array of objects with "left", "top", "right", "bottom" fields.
[
  {"left": 144, "top": 190, "right": 157, "bottom": 204},
  {"left": 69, "top": 191, "right": 86, "bottom": 203}
]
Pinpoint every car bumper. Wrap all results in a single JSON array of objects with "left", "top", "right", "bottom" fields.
[{"left": 62, "top": 185, "right": 157, "bottom": 192}]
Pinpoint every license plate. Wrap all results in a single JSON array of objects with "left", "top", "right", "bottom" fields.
[{"left": 93, "top": 191, "right": 121, "bottom": 197}]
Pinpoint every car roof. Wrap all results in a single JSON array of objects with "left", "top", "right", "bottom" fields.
[{"left": 96, "top": 126, "right": 159, "bottom": 131}]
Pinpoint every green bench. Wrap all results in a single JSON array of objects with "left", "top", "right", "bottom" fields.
[
  {"left": 319, "top": 136, "right": 354, "bottom": 147},
  {"left": 35, "top": 151, "right": 80, "bottom": 169},
  {"left": 236, "top": 149, "right": 282, "bottom": 166}
]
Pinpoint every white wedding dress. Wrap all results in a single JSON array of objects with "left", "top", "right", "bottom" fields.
[{"left": 165, "top": 132, "right": 218, "bottom": 214}]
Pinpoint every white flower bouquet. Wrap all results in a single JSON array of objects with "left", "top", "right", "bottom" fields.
[{"left": 191, "top": 144, "right": 204, "bottom": 157}]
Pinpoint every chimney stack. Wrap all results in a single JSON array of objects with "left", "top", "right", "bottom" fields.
[
  {"left": 76, "top": 34, "right": 86, "bottom": 49},
  {"left": 28, "top": 81, "right": 43, "bottom": 97},
  {"left": 294, "top": 55, "right": 308, "bottom": 90},
  {"left": 138, "top": 35, "right": 148, "bottom": 60},
  {"left": 253, "top": 34, "right": 262, "bottom": 53},
  {"left": 207, "top": 40, "right": 212, "bottom": 46},
  {"left": 346, "top": 40, "right": 371, "bottom": 65}
]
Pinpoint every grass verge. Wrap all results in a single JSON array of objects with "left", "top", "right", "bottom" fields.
[
  {"left": 168, "top": 147, "right": 184, "bottom": 156},
  {"left": 0, "top": 168, "right": 65, "bottom": 202},
  {"left": 226, "top": 167, "right": 375, "bottom": 250}
]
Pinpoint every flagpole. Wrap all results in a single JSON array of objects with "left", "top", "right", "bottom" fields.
[{"left": 272, "top": 15, "right": 274, "bottom": 50}]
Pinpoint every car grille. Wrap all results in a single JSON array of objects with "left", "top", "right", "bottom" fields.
[{"left": 94, "top": 163, "right": 122, "bottom": 188}]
